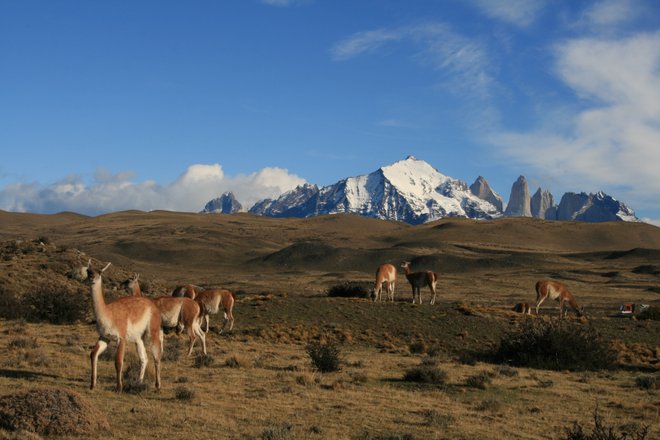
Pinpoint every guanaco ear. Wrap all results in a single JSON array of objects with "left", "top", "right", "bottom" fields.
[
  {"left": 136, "top": 273, "right": 140, "bottom": 281},
  {"left": 86, "top": 258, "right": 92, "bottom": 269},
  {"left": 101, "top": 262, "right": 112, "bottom": 273}
]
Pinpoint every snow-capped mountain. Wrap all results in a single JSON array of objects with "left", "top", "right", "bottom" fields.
[
  {"left": 201, "top": 156, "right": 639, "bottom": 224},
  {"left": 246, "top": 156, "right": 502, "bottom": 224}
]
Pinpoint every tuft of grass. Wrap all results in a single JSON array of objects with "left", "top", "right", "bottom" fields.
[
  {"left": 420, "top": 409, "right": 453, "bottom": 428},
  {"left": 564, "top": 406, "right": 650, "bottom": 440},
  {"left": 465, "top": 371, "right": 494, "bottom": 389},
  {"left": 7, "top": 337, "right": 39, "bottom": 350},
  {"left": 408, "top": 341, "right": 427, "bottom": 354},
  {"left": 224, "top": 355, "right": 243, "bottom": 368},
  {"left": 19, "top": 280, "right": 89, "bottom": 324},
  {"left": 634, "top": 375, "right": 657, "bottom": 390},
  {"left": 261, "top": 422, "right": 296, "bottom": 440},
  {"left": 306, "top": 341, "right": 341, "bottom": 373},
  {"left": 174, "top": 386, "right": 196, "bottom": 401},
  {"left": 193, "top": 354, "right": 214, "bottom": 369},
  {"left": 489, "top": 319, "right": 617, "bottom": 371}
]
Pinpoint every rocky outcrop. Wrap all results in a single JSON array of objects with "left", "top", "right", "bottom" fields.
[
  {"left": 248, "top": 184, "right": 320, "bottom": 218},
  {"left": 201, "top": 192, "right": 243, "bottom": 214},
  {"left": 556, "top": 192, "right": 637, "bottom": 222},
  {"left": 531, "top": 188, "right": 556, "bottom": 219},
  {"left": 470, "top": 176, "right": 504, "bottom": 212},
  {"left": 504, "top": 176, "right": 532, "bottom": 217}
]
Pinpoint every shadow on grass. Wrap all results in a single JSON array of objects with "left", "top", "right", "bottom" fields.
[{"left": 0, "top": 368, "right": 59, "bottom": 380}]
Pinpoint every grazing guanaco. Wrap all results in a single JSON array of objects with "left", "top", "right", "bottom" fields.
[
  {"left": 195, "top": 289, "right": 236, "bottom": 333},
  {"left": 171, "top": 284, "right": 199, "bottom": 299},
  {"left": 373, "top": 263, "right": 396, "bottom": 302},
  {"left": 535, "top": 280, "right": 584, "bottom": 318},
  {"left": 152, "top": 296, "right": 206, "bottom": 356},
  {"left": 401, "top": 261, "right": 439, "bottom": 305},
  {"left": 122, "top": 274, "right": 205, "bottom": 355},
  {"left": 512, "top": 302, "right": 532, "bottom": 315},
  {"left": 87, "top": 262, "right": 163, "bottom": 392}
]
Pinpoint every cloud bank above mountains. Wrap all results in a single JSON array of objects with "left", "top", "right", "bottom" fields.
[{"left": 0, "top": 164, "right": 305, "bottom": 216}]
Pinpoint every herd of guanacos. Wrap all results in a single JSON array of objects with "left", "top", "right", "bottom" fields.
[{"left": 83, "top": 258, "right": 582, "bottom": 392}]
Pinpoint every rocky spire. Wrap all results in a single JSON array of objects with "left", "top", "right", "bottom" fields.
[
  {"left": 504, "top": 176, "right": 532, "bottom": 217},
  {"left": 201, "top": 192, "right": 243, "bottom": 214},
  {"left": 469, "top": 176, "right": 504, "bottom": 212},
  {"left": 531, "top": 188, "right": 557, "bottom": 219}
]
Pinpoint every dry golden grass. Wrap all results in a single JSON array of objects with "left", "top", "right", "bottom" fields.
[{"left": 0, "top": 211, "right": 657, "bottom": 438}]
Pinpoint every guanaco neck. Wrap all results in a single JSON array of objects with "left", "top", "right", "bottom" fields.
[{"left": 90, "top": 276, "right": 109, "bottom": 324}]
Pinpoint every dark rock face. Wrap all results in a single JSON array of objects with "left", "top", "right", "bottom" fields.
[
  {"left": 504, "top": 176, "right": 531, "bottom": 217},
  {"left": 470, "top": 176, "right": 504, "bottom": 212},
  {"left": 201, "top": 192, "right": 242, "bottom": 214},
  {"left": 556, "top": 192, "right": 637, "bottom": 222},
  {"left": 248, "top": 184, "right": 320, "bottom": 217}
]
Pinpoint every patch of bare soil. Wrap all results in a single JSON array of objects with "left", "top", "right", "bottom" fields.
[{"left": 0, "top": 387, "right": 109, "bottom": 436}]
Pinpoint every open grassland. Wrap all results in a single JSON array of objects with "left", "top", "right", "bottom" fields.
[{"left": 0, "top": 211, "right": 658, "bottom": 439}]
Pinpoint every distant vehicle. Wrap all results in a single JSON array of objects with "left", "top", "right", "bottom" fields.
[
  {"left": 618, "top": 303, "right": 650, "bottom": 315},
  {"left": 619, "top": 303, "right": 635, "bottom": 315}
]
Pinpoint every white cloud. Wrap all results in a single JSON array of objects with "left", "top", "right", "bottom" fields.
[
  {"left": 260, "top": 0, "right": 309, "bottom": 7},
  {"left": 468, "top": 0, "right": 547, "bottom": 27},
  {"left": 0, "top": 164, "right": 306, "bottom": 215},
  {"left": 581, "top": 0, "right": 641, "bottom": 27},
  {"left": 489, "top": 31, "right": 660, "bottom": 213},
  {"left": 331, "top": 23, "right": 492, "bottom": 96},
  {"left": 641, "top": 218, "right": 660, "bottom": 227}
]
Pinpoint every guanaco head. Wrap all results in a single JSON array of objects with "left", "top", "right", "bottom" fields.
[
  {"left": 120, "top": 273, "right": 139, "bottom": 293},
  {"left": 86, "top": 262, "right": 112, "bottom": 285},
  {"left": 576, "top": 307, "right": 585, "bottom": 317},
  {"left": 400, "top": 261, "right": 411, "bottom": 269}
]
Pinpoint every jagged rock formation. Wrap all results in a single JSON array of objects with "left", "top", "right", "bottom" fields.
[
  {"left": 202, "top": 161, "right": 639, "bottom": 224},
  {"left": 555, "top": 192, "right": 637, "bottom": 222},
  {"left": 504, "top": 176, "right": 532, "bottom": 217},
  {"left": 201, "top": 192, "right": 242, "bottom": 214},
  {"left": 250, "top": 156, "right": 501, "bottom": 224},
  {"left": 531, "top": 188, "right": 556, "bottom": 219},
  {"left": 470, "top": 176, "right": 504, "bottom": 212}
]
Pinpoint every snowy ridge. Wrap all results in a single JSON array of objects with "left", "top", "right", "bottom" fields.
[{"left": 203, "top": 156, "right": 638, "bottom": 224}]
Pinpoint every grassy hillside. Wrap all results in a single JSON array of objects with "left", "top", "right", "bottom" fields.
[{"left": 0, "top": 211, "right": 657, "bottom": 439}]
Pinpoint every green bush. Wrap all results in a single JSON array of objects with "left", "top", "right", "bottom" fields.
[
  {"left": 306, "top": 340, "right": 341, "bottom": 373},
  {"left": 490, "top": 319, "right": 617, "bottom": 371},
  {"left": 326, "top": 282, "right": 369, "bottom": 298}
]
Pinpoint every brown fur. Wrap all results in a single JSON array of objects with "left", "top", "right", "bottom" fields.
[
  {"left": 401, "top": 261, "right": 439, "bottom": 305},
  {"left": 88, "top": 263, "right": 162, "bottom": 392},
  {"left": 195, "top": 289, "right": 236, "bottom": 333},
  {"left": 171, "top": 284, "right": 199, "bottom": 299},
  {"left": 153, "top": 296, "right": 206, "bottom": 356},
  {"left": 535, "top": 279, "right": 584, "bottom": 318},
  {"left": 373, "top": 263, "right": 397, "bottom": 302},
  {"left": 512, "top": 302, "right": 532, "bottom": 314}
]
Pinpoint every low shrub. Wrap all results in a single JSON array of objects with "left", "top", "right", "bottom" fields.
[
  {"left": 489, "top": 319, "right": 617, "bottom": 371},
  {"left": 634, "top": 375, "right": 657, "bottom": 390},
  {"left": 326, "top": 282, "right": 369, "bottom": 298},
  {"left": 402, "top": 365, "right": 448, "bottom": 385},
  {"left": 465, "top": 372, "right": 493, "bottom": 389},
  {"left": 637, "top": 306, "right": 660, "bottom": 321},
  {"left": 193, "top": 354, "right": 214, "bottom": 369},
  {"left": 20, "top": 280, "right": 88, "bottom": 324},
  {"left": 261, "top": 422, "right": 295, "bottom": 440},
  {"left": 174, "top": 386, "right": 196, "bottom": 401},
  {"left": 564, "top": 407, "right": 649, "bottom": 440},
  {"left": 306, "top": 341, "right": 341, "bottom": 373}
]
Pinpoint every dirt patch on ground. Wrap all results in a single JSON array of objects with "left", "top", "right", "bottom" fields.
[{"left": 0, "top": 387, "right": 110, "bottom": 436}]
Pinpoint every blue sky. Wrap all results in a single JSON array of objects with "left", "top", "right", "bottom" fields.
[{"left": 1, "top": 0, "right": 659, "bottom": 224}]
